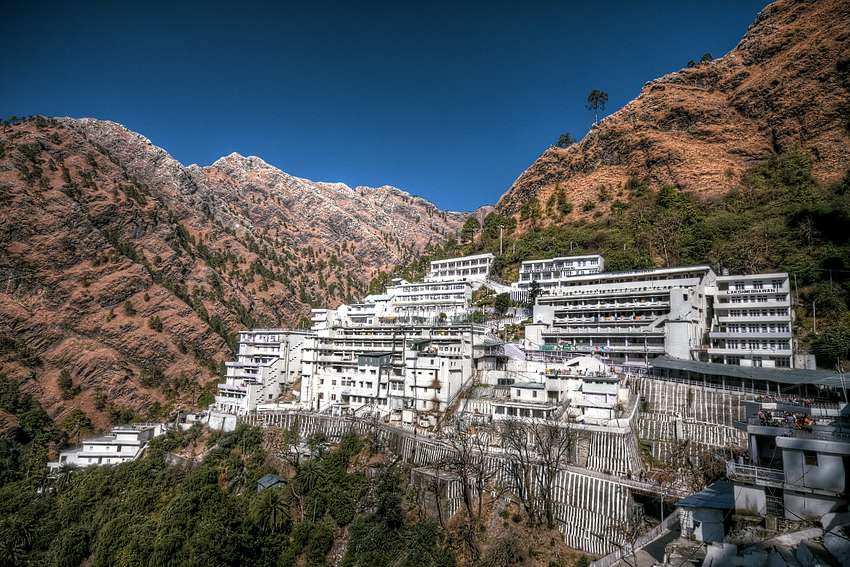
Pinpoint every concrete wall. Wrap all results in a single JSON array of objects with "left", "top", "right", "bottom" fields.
[
  {"left": 242, "top": 411, "right": 635, "bottom": 556},
  {"left": 733, "top": 484, "right": 766, "bottom": 516},
  {"left": 780, "top": 445, "right": 847, "bottom": 493},
  {"left": 784, "top": 491, "right": 844, "bottom": 521}
]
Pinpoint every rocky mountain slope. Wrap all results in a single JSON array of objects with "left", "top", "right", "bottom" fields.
[
  {"left": 497, "top": 0, "right": 850, "bottom": 225},
  {"left": 0, "top": 117, "right": 464, "bottom": 425}
]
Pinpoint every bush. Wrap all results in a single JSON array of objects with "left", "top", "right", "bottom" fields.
[{"left": 123, "top": 300, "right": 136, "bottom": 316}]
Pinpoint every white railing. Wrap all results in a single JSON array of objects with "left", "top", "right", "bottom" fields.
[{"left": 589, "top": 512, "right": 680, "bottom": 567}]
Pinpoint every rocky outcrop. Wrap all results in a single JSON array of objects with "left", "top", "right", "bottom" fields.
[
  {"left": 0, "top": 117, "right": 464, "bottom": 424},
  {"left": 497, "top": 0, "right": 850, "bottom": 224}
]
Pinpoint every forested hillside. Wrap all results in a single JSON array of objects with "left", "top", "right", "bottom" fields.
[
  {"left": 378, "top": 151, "right": 850, "bottom": 369},
  {"left": 0, "top": 375, "right": 582, "bottom": 567}
]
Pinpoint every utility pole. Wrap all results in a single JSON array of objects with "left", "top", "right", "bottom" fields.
[
  {"left": 813, "top": 300, "right": 817, "bottom": 335},
  {"left": 499, "top": 225, "right": 504, "bottom": 256}
]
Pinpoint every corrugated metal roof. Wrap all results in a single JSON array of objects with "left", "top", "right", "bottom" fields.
[
  {"left": 651, "top": 356, "right": 844, "bottom": 387},
  {"left": 676, "top": 480, "right": 734, "bottom": 510}
]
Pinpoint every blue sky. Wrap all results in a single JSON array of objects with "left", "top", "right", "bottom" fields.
[{"left": 1, "top": 0, "right": 768, "bottom": 211}]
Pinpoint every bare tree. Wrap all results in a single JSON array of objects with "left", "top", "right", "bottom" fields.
[
  {"left": 530, "top": 416, "right": 577, "bottom": 529},
  {"left": 444, "top": 424, "right": 499, "bottom": 521},
  {"left": 263, "top": 415, "right": 303, "bottom": 468},
  {"left": 499, "top": 418, "right": 541, "bottom": 524},
  {"left": 499, "top": 415, "right": 577, "bottom": 529},
  {"left": 607, "top": 512, "right": 649, "bottom": 567}
]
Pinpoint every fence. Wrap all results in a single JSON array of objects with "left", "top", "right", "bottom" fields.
[{"left": 588, "top": 512, "right": 680, "bottom": 567}]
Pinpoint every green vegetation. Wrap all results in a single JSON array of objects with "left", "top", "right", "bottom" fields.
[
  {"left": 0, "top": 391, "right": 456, "bottom": 567},
  {"left": 554, "top": 133, "right": 575, "bottom": 148},
  {"left": 375, "top": 150, "right": 850, "bottom": 366},
  {"left": 58, "top": 369, "right": 80, "bottom": 400},
  {"left": 585, "top": 90, "right": 608, "bottom": 124}
]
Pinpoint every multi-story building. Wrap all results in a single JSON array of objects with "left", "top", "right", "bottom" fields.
[
  {"left": 299, "top": 319, "right": 483, "bottom": 422},
  {"left": 511, "top": 254, "right": 605, "bottom": 302},
  {"left": 424, "top": 253, "right": 495, "bottom": 284},
  {"left": 708, "top": 273, "right": 794, "bottom": 368},
  {"left": 48, "top": 424, "right": 165, "bottom": 469},
  {"left": 728, "top": 397, "right": 850, "bottom": 523},
  {"left": 384, "top": 279, "right": 473, "bottom": 321},
  {"left": 215, "top": 329, "right": 312, "bottom": 415},
  {"left": 525, "top": 265, "right": 716, "bottom": 367}
]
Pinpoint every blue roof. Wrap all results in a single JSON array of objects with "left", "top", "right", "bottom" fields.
[
  {"left": 676, "top": 480, "right": 734, "bottom": 510},
  {"left": 257, "top": 473, "right": 283, "bottom": 489}
]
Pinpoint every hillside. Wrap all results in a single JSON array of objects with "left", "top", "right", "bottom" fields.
[
  {"left": 0, "top": 116, "right": 464, "bottom": 426},
  {"left": 387, "top": 0, "right": 850, "bottom": 370},
  {"left": 498, "top": 0, "right": 850, "bottom": 226}
]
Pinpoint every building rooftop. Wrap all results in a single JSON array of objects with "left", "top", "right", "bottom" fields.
[
  {"left": 676, "top": 480, "right": 734, "bottom": 510},
  {"left": 651, "top": 357, "right": 843, "bottom": 387},
  {"left": 513, "top": 382, "right": 545, "bottom": 389}
]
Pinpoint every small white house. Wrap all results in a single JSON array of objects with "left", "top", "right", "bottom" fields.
[{"left": 48, "top": 424, "right": 165, "bottom": 470}]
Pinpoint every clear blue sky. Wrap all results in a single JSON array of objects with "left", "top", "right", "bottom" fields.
[{"left": 1, "top": 0, "right": 768, "bottom": 211}]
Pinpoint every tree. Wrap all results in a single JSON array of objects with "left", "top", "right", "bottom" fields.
[
  {"left": 530, "top": 417, "right": 577, "bottom": 529},
  {"left": 586, "top": 90, "right": 609, "bottom": 125},
  {"left": 494, "top": 293, "right": 511, "bottom": 317},
  {"left": 519, "top": 198, "right": 540, "bottom": 221},
  {"left": 61, "top": 409, "right": 93, "bottom": 443},
  {"left": 58, "top": 369, "right": 78, "bottom": 400},
  {"left": 555, "top": 132, "right": 575, "bottom": 148},
  {"left": 461, "top": 216, "right": 480, "bottom": 243},
  {"left": 700, "top": 52, "right": 713, "bottom": 63},
  {"left": 527, "top": 280, "right": 542, "bottom": 308}
]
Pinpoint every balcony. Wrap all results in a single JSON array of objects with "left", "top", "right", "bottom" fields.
[
  {"left": 709, "top": 331, "right": 792, "bottom": 339},
  {"left": 716, "top": 315, "right": 791, "bottom": 323},
  {"left": 706, "top": 347, "right": 792, "bottom": 356},
  {"left": 726, "top": 462, "right": 785, "bottom": 486}
]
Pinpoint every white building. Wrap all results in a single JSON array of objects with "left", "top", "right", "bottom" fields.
[
  {"left": 48, "top": 424, "right": 165, "bottom": 469},
  {"left": 299, "top": 320, "right": 483, "bottom": 423},
  {"left": 215, "top": 329, "right": 312, "bottom": 415},
  {"left": 708, "top": 273, "right": 794, "bottom": 368},
  {"left": 525, "top": 265, "right": 716, "bottom": 368},
  {"left": 384, "top": 279, "right": 473, "bottom": 321},
  {"left": 511, "top": 254, "right": 605, "bottom": 302},
  {"left": 424, "top": 253, "right": 495, "bottom": 284}
]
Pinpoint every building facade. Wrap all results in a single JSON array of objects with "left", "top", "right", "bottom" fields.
[
  {"left": 424, "top": 253, "right": 495, "bottom": 284},
  {"left": 48, "top": 424, "right": 165, "bottom": 469},
  {"left": 525, "top": 265, "right": 716, "bottom": 367},
  {"left": 214, "top": 329, "right": 312, "bottom": 415},
  {"left": 708, "top": 273, "right": 794, "bottom": 368},
  {"left": 511, "top": 254, "right": 605, "bottom": 302},
  {"left": 299, "top": 320, "right": 483, "bottom": 422}
]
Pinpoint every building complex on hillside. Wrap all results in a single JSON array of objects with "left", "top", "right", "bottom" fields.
[{"left": 211, "top": 252, "right": 807, "bottom": 418}]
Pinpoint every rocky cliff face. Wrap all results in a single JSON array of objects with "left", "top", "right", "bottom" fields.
[
  {"left": 497, "top": 0, "right": 850, "bottom": 224},
  {"left": 0, "top": 117, "right": 464, "bottom": 424}
]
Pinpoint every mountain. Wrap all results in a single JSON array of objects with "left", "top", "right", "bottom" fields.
[
  {"left": 0, "top": 117, "right": 465, "bottom": 425},
  {"left": 497, "top": 0, "right": 850, "bottom": 225}
]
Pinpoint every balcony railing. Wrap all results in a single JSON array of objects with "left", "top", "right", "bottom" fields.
[{"left": 726, "top": 462, "right": 785, "bottom": 485}]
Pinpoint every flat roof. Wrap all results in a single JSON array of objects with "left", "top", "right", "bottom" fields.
[
  {"left": 677, "top": 480, "right": 734, "bottom": 510},
  {"left": 717, "top": 273, "right": 788, "bottom": 281},
  {"left": 521, "top": 254, "right": 603, "bottom": 265},
  {"left": 651, "top": 356, "right": 844, "bottom": 387},
  {"left": 513, "top": 382, "right": 545, "bottom": 389}
]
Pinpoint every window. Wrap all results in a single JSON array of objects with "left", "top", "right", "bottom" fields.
[{"left": 804, "top": 450, "right": 818, "bottom": 466}]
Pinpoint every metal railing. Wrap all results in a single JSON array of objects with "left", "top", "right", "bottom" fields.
[{"left": 726, "top": 462, "right": 785, "bottom": 484}]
